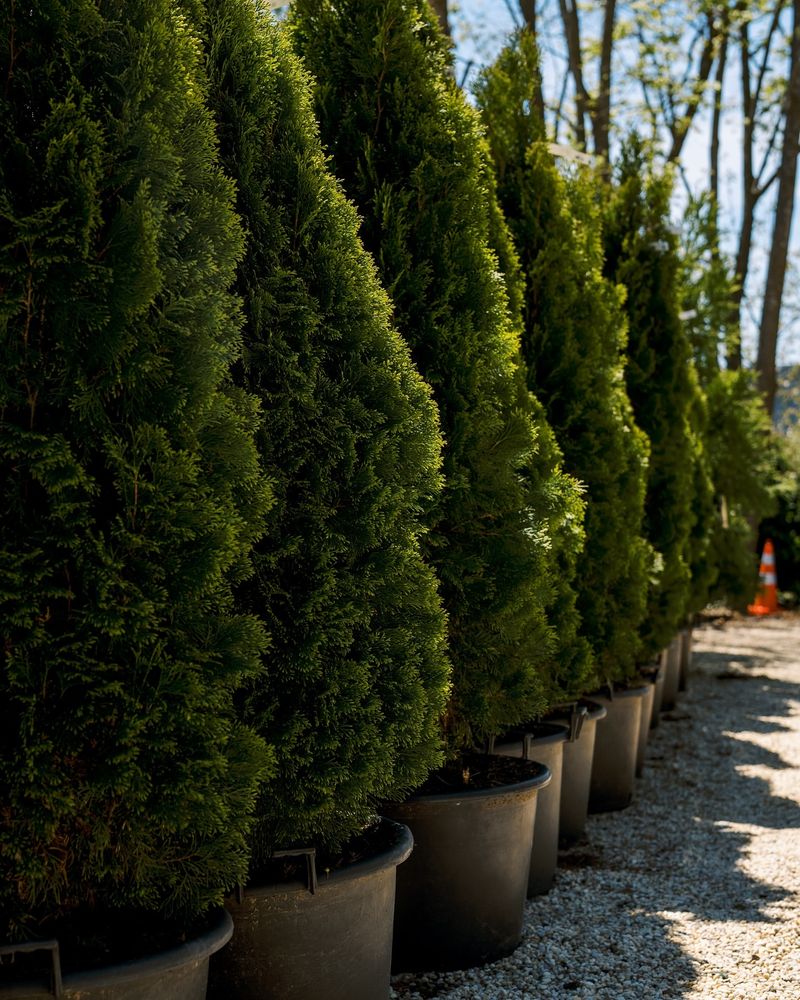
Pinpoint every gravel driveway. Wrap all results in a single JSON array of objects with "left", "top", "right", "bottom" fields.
[{"left": 392, "top": 613, "right": 800, "bottom": 1000}]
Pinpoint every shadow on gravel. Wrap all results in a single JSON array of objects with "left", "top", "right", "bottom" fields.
[{"left": 392, "top": 636, "right": 800, "bottom": 1000}]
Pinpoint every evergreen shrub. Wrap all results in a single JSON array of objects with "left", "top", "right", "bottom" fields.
[
  {"left": 193, "top": 0, "right": 450, "bottom": 862},
  {"left": 678, "top": 200, "right": 777, "bottom": 609},
  {"left": 476, "top": 32, "right": 651, "bottom": 685},
  {"left": 0, "top": 0, "right": 271, "bottom": 945},
  {"left": 603, "top": 140, "right": 697, "bottom": 658},
  {"left": 291, "top": 0, "right": 567, "bottom": 749}
]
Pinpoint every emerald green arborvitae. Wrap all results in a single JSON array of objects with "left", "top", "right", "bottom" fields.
[
  {"left": 482, "top": 143, "right": 590, "bottom": 702},
  {"left": 603, "top": 139, "right": 696, "bottom": 659},
  {"left": 291, "top": 0, "right": 556, "bottom": 749},
  {"left": 191, "top": 2, "right": 449, "bottom": 860},
  {"left": 0, "top": 0, "right": 272, "bottom": 943},
  {"left": 476, "top": 33, "right": 651, "bottom": 685},
  {"left": 678, "top": 199, "right": 776, "bottom": 610}
]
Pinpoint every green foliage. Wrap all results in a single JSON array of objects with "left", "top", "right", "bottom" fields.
[
  {"left": 761, "top": 427, "right": 800, "bottom": 598},
  {"left": 677, "top": 197, "right": 777, "bottom": 611},
  {"left": 190, "top": 1, "right": 449, "bottom": 860},
  {"left": 476, "top": 32, "right": 651, "bottom": 685},
  {"left": 0, "top": 0, "right": 272, "bottom": 942},
  {"left": 291, "top": 0, "right": 559, "bottom": 747},
  {"left": 603, "top": 138, "right": 696, "bottom": 657},
  {"left": 684, "top": 374, "right": 717, "bottom": 616},
  {"left": 709, "top": 371, "right": 779, "bottom": 607}
]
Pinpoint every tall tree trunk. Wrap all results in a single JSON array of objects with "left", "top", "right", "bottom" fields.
[
  {"left": 758, "top": 0, "right": 800, "bottom": 416},
  {"left": 593, "top": 0, "right": 617, "bottom": 170},
  {"left": 558, "top": 0, "right": 590, "bottom": 148},
  {"left": 519, "top": 0, "right": 546, "bottom": 122},
  {"left": 430, "top": 0, "right": 450, "bottom": 36},
  {"left": 710, "top": 9, "right": 729, "bottom": 211},
  {"left": 727, "top": 9, "right": 755, "bottom": 370}
]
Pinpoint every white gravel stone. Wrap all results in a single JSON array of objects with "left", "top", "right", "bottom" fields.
[{"left": 391, "top": 614, "right": 800, "bottom": 1000}]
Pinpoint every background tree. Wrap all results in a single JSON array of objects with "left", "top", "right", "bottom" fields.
[
  {"left": 477, "top": 31, "right": 652, "bottom": 684},
  {"left": 291, "top": 0, "right": 581, "bottom": 748},
  {"left": 0, "top": 0, "right": 271, "bottom": 945},
  {"left": 190, "top": 0, "right": 450, "bottom": 860}
]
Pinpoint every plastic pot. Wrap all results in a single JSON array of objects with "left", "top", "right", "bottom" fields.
[
  {"left": 0, "top": 909, "right": 232, "bottom": 1000},
  {"left": 208, "top": 818, "right": 412, "bottom": 1000},
  {"left": 384, "top": 756, "right": 550, "bottom": 973},
  {"left": 660, "top": 635, "right": 682, "bottom": 711},
  {"left": 547, "top": 700, "right": 607, "bottom": 844},
  {"left": 678, "top": 627, "right": 693, "bottom": 692},
  {"left": 649, "top": 658, "right": 666, "bottom": 729},
  {"left": 494, "top": 723, "right": 569, "bottom": 896},
  {"left": 588, "top": 683, "right": 649, "bottom": 812},
  {"left": 635, "top": 670, "right": 657, "bottom": 777}
]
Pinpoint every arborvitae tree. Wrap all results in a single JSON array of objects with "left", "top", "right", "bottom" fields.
[
  {"left": 291, "top": 0, "right": 562, "bottom": 749},
  {"left": 190, "top": 1, "right": 449, "bottom": 860},
  {"left": 0, "top": 0, "right": 271, "bottom": 945},
  {"left": 711, "top": 372, "right": 778, "bottom": 607},
  {"left": 684, "top": 380, "right": 718, "bottom": 618},
  {"left": 482, "top": 149, "right": 590, "bottom": 701},
  {"left": 476, "top": 33, "right": 651, "bottom": 685},
  {"left": 603, "top": 139, "right": 696, "bottom": 659},
  {"left": 678, "top": 200, "right": 777, "bottom": 610}
]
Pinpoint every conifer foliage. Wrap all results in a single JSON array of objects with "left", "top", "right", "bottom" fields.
[
  {"left": 476, "top": 33, "right": 651, "bottom": 684},
  {"left": 192, "top": 1, "right": 450, "bottom": 860},
  {"left": 0, "top": 0, "right": 272, "bottom": 942},
  {"left": 291, "top": 0, "right": 558, "bottom": 748},
  {"left": 603, "top": 140, "right": 697, "bottom": 657}
]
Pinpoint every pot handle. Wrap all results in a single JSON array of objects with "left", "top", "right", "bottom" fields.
[
  {"left": 272, "top": 847, "right": 319, "bottom": 895},
  {"left": 0, "top": 939, "right": 63, "bottom": 998},
  {"left": 569, "top": 704, "right": 588, "bottom": 742}
]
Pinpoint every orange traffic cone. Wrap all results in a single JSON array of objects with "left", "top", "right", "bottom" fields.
[{"left": 748, "top": 539, "right": 779, "bottom": 616}]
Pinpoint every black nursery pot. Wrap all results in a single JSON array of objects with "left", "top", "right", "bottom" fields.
[
  {"left": 649, "top": 657, "right": 666, "bottom": 730},
  {"left": 678, "top": 627, "right": 693, "bottom": 692},
  {"left": 208, "top": 818, "right": 412, "bottom": 1000},
  {"left": 547, "top": 700, "right": 608, "bottom": 844},
  {"left": 588, "top": 683, "right": 649, "bottom": 812},
  {"left": 494, "top": 723, "right": 568, "bottom": 896},
  {"left": 0, "top": 909, "right": 232, "bottom": 1000},
  {"left": 384, "top": 754, "right": 550, "bottom": 973},
  {"left": 636, "top": 668, "right": 658, "bottom": 777},
  {"left": 660, "top": 635, "right": 682, "bottom": 711}
]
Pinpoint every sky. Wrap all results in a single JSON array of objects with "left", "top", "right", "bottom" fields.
[{"left": 450, "top": 0, "right": 800, "bottom": 368}]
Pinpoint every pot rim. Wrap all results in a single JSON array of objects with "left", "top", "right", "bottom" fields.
[
  {"left": 496, "top": 721, "right": 569, "bottom": 747},
  {"left": 548, "top": 698, "right": 608, "bottom": 724},
  {"left": 0, "top": 908, "right": 232, "bottom": 999},
  {"left": 397, "top": 757, "right": 551, "bottom": 806},
  {"left": 589, "top": 682, "right": 651, "bottom": 700},
  {"left": 240, "top": 816, "right": 413, "bottom": 900}
]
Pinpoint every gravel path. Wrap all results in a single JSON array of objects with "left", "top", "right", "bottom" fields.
[{"left": 392, "top": 613, "right": 800, "bottom": 1000}]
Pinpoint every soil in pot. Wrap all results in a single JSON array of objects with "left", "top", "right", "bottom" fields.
[
  {"left": 588, "top": 683, "right": 649, "bottom": 812},
  {"left": 208, "top": 817, "right": 412, "bottom": 1000},
  {"left": 494, "top": 723, "right": 568, "bottom": 896},
  {"left": 0, "top": 909, "right": 232, "bottom": 1000},
  {"left": 384, "top": 753, "right": 550, "bottom": 973}
]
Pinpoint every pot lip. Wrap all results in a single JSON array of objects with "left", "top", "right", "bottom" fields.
[
  {"left": 639, "top": 663, "right": 662, "bottom": 683},
  {"left": 495, "top": 721, "right": 569, "bottom": 747},
  {"left": 589, "top": 681, "right": 651, "bottom": 700},
  {"left": 0, "top": 908, "right": 232, "bottom": 998},
  {"left": 547, "top": 698, "right": 608, "bottom": 724},
  {"left": 240, "top": 817, "right": 413, "bottom": 900},
  {"left": 394, "top": 757, "right": 551, "bottom": 805}
]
